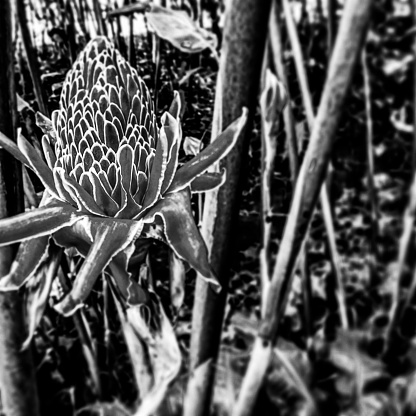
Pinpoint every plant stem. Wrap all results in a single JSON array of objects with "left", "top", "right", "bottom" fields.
[
  {"left": 234, "top": 0, "right": 373, "bottom": 413},
  {"left": 16, "top": 0, "right": 49, "bottom": 116},
  {"left": 183, "top": 0, "right": 272, "bottom": 414},
  {"left": 362, "top": 49, "right": 379, "bottom": 286},
  {"left": 283, "top": 0, "right": 348, "bottom": 329},
  {"left": 0, "top": 1, "right": 40, "bottom": 414}
]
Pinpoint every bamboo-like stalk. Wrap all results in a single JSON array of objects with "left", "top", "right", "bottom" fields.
[
  {"left": 16, "top": 0, "right": 49, "bottom": 116},
  {"left": 283, "top": 0, "right": 348, "bottom": 329},
  {"left": 93, "top": 0, "right": 107, "bottom": 36},
  {"left": 0, "top": 1, "right": 40, "bottom": 415},
  {"left": 233, "top": 1, "right": 373, "bottom": 414},
  {"left": 269, "top": 1, "right": 316, "bottom": 347},
  {"left": 183, "top": 1, "right": 272, "bottom": 415},
  {"left": 362, "top": 49, "right": 379, "bottom": 285},
  {"left": 327, "top": 0, "right": 337, "bottom": 55},
  {"left": 385, "top": 0, "right": 416, "bottom": 346}
]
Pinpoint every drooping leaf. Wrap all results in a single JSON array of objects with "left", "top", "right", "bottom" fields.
[
  {"left": 23, "top": 246, "right": 61, "bottom": 349},
  {"left": 146, "top": 5, "right": 217, "bottom": 53},
  {"left": 144, "top": 189, "right": 220, "bottom": 290},
  {"left": 190, "top": 170, "right": 226, "bottom": 193},
  {"left": 0, "top": 202, "right": 84, "bottom": 246},
  {"left": 167, "top": 108, "right": 248, "bottom": 194},
  {"left": 55, "top": 218, "right": 143, "bottom": 316},
  {"left": 0, "top": 131, "right": 30, "bottom": 166},
  {"left": 0, "top": 236, "right": 49, "bottom": 290}
]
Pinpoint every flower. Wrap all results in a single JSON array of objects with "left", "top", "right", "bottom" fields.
[{"left": 0, "top": 37, "right": 247, "bottom": 316}]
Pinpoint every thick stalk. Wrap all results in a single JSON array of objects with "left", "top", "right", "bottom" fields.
[
  {"left": 183, "top": 1, "right": 272, "bottom": 415},
  {"left": 234, "top": 0, "right": 373, "bottom": 414},
  {"left": 0, "top": 1, "right": 40, "bottom": 415}
]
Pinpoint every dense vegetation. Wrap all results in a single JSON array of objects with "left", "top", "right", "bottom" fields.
[{"left": 1, "top": 0, "right": 416, "bottom": 415}]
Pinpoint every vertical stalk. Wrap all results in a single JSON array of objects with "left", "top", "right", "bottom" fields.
[
  {"left": 283, "top": 0, "right": 348, "bottom": 329},
  {"left": 16, "top": 0, "right": 49, "bottom": 116},
  {"left": 234, "top": 0, "right": 373, "bottom": 413},
  {"left": 183, "top": 0, "right": 272, "bottom": 415},
  {"left": 327, "top": 0, "right": 337, "bottom": 55},
  {"left": 0, "top": 1, "right": 40, "bottom": 415},
  {"left": 362, "top": 49, "right": 379, "bottom": 285}
]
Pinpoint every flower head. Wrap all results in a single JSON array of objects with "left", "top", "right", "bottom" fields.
[{"left": 0, "top": 37, "right": 247, "bottom": 316}]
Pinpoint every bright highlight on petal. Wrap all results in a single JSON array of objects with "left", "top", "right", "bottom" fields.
[{"left": 0, "top": 36, "right": 247, "bottom": 321}]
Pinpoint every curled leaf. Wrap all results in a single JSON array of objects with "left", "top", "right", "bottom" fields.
[{"left": 146, "top": 5, "right": 217, "bottom": 53}]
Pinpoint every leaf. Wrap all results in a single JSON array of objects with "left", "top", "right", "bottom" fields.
[
  {"left": 107, "top": 1, "right": 150, "bottom": 18},
  {"left": 16, "top": 94, "right": 30, "bottom": 112},
  {"left": 54, "top": 218, "right": 143, "bottom": 316},
  {"left": 190, "top": 170, "right": 226, "bottom": 193},
  {"left": 169, "top": 250, "right": 186, "bottom": 311},
  {"left": 0, "top": 236, "right": 49, "bottom": 290},
  {"left": 143, "top": 189, "right": 220, "bottom": 291},
  {"left": 183, "top": 136, "right": 201, "bottom": 156},
  {"left": 160, "top": 112, "right": 181, "bottom": 195},
  {"left": 127, "top": 302, "right": 181, "bottom": 416},
  {"left": 35, "top": 112, "right": 56, "bottom": 140},
  {"left": 17, "top": 132, "right": 59, "bottom": 197},
  {"left": 23, "top": 246, "right": 61, "bottom": 349},
  {"left": 168, "top": 91, "right": 182, "bottom": 119},
  {"left": 167, "top": 108, "right": 248, "bottom": 194},
  {"left": 146, "top": 5, "right": 217, "bottom": 53},
  {"left": 0, "top": 131, "right": 30, "bottom": 166},
  {"left": 0, "top": 202, "right": 85, "bottom": 246},
  {"left": 140, "top": 123, "right": 169, "bottom": 212}
]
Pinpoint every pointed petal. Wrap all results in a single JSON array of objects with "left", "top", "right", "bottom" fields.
[
  {"left": 141, "top": 124, "right": 169, "bottom": 211},
  {"left": 190, "top": 169, "right": 226, "bottom": 193},
  {"left": 60, "top": 171, "right": 107, "bottom": 216},
  {"left": 0, "top": 131, "right": 30, "bottom": 165},
  {"left": 168, "top": 91, "right": 182, "bottom": 119},
  {"left": 54, "top": 218, "right": 143, "bottom": 316},
  {"left": 143, "top": 189, "right": 220, "bottom": 290},
  {"left": 0, "top": 236, "right": 49, "bottom": 291},
  {"left": 160, "top": 112, "right": 181, "bottom": 194},
  {"left": 167, "top": 108, "right": 248, "bottom": 194},
  {"left": 0, "top": 203, "right": 84, "bottom": 246},
  {"left": 17, "top": 132, "right": 59, "bottom": 197},
  {"left": 42, "top": 135, "right": 57, "bottom": 169}
]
